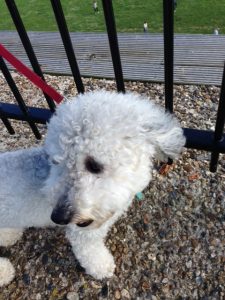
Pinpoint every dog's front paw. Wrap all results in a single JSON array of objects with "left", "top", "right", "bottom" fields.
[
  {"left": 0, "top": 228, "right": 23, "bottom": 247},
  {"left": 86, "top": 249, "right": 115, "bottom": 279},
  {"left": 0, "top": 258, "right": 15, "bottom": 287},
  {"left": 78, "top": 247, "right": 115, "bottom": 280}
]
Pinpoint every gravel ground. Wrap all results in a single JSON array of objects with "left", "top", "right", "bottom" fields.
[{"left": 0, "top": 73, "right": 224, "bottom": 300}]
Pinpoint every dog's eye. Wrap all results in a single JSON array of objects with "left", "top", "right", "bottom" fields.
[
  {"left": 52, "top": 159, "right": 59, "bottom": 165},
  {"left": 85, "top": 156, "right": 104, "bottom": 174},
  {"left": 76, "top": 219, "right": 94, "bottom": 227}
]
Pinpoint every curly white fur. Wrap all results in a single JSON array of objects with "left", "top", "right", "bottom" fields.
[
  {"left": 0, "top": 228, "right": 23, "bottom": 247},
  {"left": 0, "top": 258, "right": 15, "bottom": 287},
  {"left": 0, "top": 91, "right": 185, "bottom": 285}
]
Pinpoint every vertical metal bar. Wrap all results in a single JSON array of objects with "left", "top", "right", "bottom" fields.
[
  {"left": 0, "top": 56, "right": 41, "bottom": 139},
  {"left": 210, "top": 63, "right": 225, "bottom": 172},
  {"left": 5, "top": 0, "right": 55, "bottom": 112},
  {"left": 0, "top": 58, "right": 15, "bottom": 134},
  {"left": 0, "top": 114, "right": 15, "bottom": 134},
  {"left": 102, "top": 0, "right": 125, "bottom": 93},
  {"left": 210, "top": 152, "right": 220, "bottom": 173},
  {"left": 50, "top": 0, "right": 84, "bottom": 94},
  {"left": 163, "top": 0, "right": 174, "bottom": 113}
]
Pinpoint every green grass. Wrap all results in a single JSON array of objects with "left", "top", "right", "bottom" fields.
[{"left": 0, "top": 0, "right": 225, "bottom": 34}]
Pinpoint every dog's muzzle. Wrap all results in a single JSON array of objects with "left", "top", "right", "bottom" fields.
[{"left": 51, "top": 206, "right": 94, "bottom": 227}]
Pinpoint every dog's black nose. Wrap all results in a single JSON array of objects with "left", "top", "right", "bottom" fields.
[{"left": 51, "top": 207, "right": 73, "bottom": 225}]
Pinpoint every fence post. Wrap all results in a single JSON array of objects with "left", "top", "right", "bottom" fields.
[
  {"left": 163, "top": 0, "right": 174, "bottom": 113},
  {"left": 50, "top": 0, "right": 85, "bottom": 94},
  {"left": 5, "top": 0, "right": 56, "bottom": 112},
  {"left": 102, "top": 0, "right": 125, "bottom": 93},
  {"left": 210, "top": 63, "right": 225, "bottom": 172}
]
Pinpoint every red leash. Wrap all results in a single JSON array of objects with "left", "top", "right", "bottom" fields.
[{"left": 0, "top": 44, "right": 63, "bottom": 104}]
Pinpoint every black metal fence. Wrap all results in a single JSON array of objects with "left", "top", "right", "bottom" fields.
[{"left": 0, "top": 0, "right": 225, "bottom": 172}]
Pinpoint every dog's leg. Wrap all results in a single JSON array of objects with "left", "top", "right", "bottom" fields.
[
  {"left": 66, "top": 226, "right": 115, "bottom": 279},
  {"left": 0, "top": 228, "right": 23, "bottom": 247},
  {"left": 0, "top": 229, "right": 23, "bottom": 286},
  {"left": 0, "top": 257, "right": 15, "bottom": 287}
]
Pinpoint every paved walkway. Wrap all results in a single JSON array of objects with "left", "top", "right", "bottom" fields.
[{"left": 1, "top": 31, "right": 225, "bottom": 85}]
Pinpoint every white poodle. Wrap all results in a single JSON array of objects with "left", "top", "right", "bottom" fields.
[{"left": 0, "top": 91, "right": 185, "bottom": 286}]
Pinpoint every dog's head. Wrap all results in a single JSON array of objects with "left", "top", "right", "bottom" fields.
[{"left": 44, "top": 91, "right": 185, "bottom": 229}]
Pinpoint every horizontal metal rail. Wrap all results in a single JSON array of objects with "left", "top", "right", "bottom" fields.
[
  {"left": 0, "top": 103, "right": 52, "bottom": 124},
  {"left": 1, "top": 101, "right": 225, "bottom": 154},
  {"left": 183, "top": 128, "right": 225, "bottom": 153}
]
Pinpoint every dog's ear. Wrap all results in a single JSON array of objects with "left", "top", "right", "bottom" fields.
[{"left": 142, "top": 114, "right": 186, "bottom": 161}]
